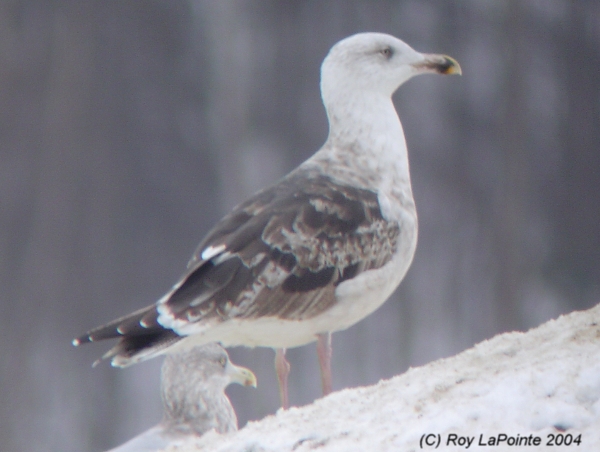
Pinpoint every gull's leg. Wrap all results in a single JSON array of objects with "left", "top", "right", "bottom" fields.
[
  {"left": 275, "top": 348, "right": 290, "bottom": 409},
  {"left": 316, "top": 332, "right": 332, "bottom": 396}
]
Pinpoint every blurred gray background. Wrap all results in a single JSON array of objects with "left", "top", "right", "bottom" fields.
[{"left": 1, "top": 1, "right": 599, "bottom": 451}]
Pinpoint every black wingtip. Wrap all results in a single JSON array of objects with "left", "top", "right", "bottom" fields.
[
  {"left": 72, "top": 336, "right": 90, "bottom": 347},
  {"left": 72, "top": 305, "right": 161, "bottom": 350}
]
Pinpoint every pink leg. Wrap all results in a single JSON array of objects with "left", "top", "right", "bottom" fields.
[
  {"left": 317, "top": 332, "right": 332, "bottom": 396},
  {"left": 274, "top": 348, "right": 290, "bottom": 409}
]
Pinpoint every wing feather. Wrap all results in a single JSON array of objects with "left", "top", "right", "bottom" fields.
[
  {"left": 74, "top": 171, "right": 400, "bottom": 365},
  {"left": 166, "top": 172, "right": 400, "bottom": 324}
]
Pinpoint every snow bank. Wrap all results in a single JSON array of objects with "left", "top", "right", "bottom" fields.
[{"left": 167, "top": 304, "right": 600, "bottom": 451}]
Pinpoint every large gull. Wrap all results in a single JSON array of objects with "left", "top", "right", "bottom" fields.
[
  {"left": 107, "top": 343, "right": 256, "bottom": 452},
  {"left": 73, "top": 32, "right": 461, "bottom": 409}
]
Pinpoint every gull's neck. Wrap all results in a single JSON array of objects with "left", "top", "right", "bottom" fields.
[
  {"left": 162, "top": 383, "right": 236, "bottom": 435},
  {"left": 308, "top": 89, "right": 414, "bottom": 203}
]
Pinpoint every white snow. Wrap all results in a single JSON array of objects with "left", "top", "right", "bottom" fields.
[{"left": 162, "top": 302, "right": 600, "bottom": 451}]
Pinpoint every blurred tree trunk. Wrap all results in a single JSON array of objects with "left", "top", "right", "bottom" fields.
[
  {"left": 493, "top": 0, "right": 530, "bottom": 332},
  {"left": 552, "top": 1, "right": 600, "bottom": 303}
]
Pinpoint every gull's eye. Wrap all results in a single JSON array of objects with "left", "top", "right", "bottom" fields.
[
  {"left": 219, "top": 356, "right": 227, "bottom": 367},
  {"left": 381, "top": 46, "right": 394, "bottom": 59}
]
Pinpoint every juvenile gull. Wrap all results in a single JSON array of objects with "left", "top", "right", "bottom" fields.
[
  {"left": 74, "top": 32, "right": 461, "bottom": 409},
  {"left": 107, "top": 343, "right": 256, "bottom": 452}
]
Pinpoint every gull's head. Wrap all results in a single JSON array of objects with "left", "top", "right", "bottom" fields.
[
  {"left": 225, "top": 358, "right": 258, "bottom": 388},
  {"left": 160, "top": 344, "right": 256, "bottom": 431},
  {"left": 321, "top": 32, "right": 461, "bottom": 102},
  {"left": 161, "top": 343, "right": 257, "bottom": 411},
  {"left": 190, "top": 343, "right": 257, "bottom": 389}
]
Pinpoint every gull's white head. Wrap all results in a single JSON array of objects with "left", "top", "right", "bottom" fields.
[
  {"left": 320, "top": 32, "right": 461, "bottom": 103},
  {"left": 161, "top": 344, "right": 256, "bottom": 422}
]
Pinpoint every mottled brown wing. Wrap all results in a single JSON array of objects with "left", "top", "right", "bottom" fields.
[
  {"left": 72, "top": 171, "right": 401, "bottom": 364},
  {"left": 165, "top": 172, "right": 400, "bottom": 323}
]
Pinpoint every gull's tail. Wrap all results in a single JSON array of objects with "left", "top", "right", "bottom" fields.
[{"left": 72, "top": 304, "right": 182, "bottom": 367}]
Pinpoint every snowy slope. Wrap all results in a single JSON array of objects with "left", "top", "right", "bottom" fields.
[{"left": 167, "top": 303, "right": 600, "bottom": 451}]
